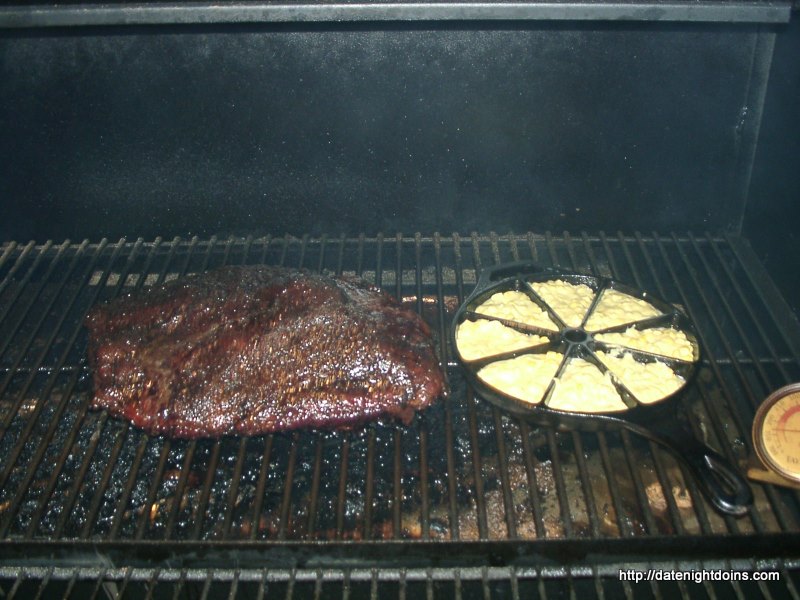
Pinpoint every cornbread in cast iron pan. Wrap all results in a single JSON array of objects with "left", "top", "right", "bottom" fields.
[{"left": 451, "top": 261, "right": 752, "bottom": 516}]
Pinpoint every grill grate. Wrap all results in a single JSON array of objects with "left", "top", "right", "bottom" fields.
[
  {"left": 2, "top": 562, "right": 800, "bottom": 599},
  {"left": 0, "top": 233, "right": 799, "bottom": 583}
]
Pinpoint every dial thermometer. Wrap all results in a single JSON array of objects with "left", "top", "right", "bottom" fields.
[{"left": 752, "top": 383, "right": 800, "bottom": 485}]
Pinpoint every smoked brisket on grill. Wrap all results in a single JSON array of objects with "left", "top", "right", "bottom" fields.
[{"left": 85, "top": 265, "right": 446, "bottom": 439}]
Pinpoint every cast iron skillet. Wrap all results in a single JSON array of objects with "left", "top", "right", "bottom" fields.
[{"left": 451, "top": 261, "right": 752, "bottom": 516}]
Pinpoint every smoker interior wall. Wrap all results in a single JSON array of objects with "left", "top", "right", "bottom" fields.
[
  {"left": 746, "top": 17, "right": 800, "bottom": 319},
  {"left": 0, "top": 21, "right": 772, "bottom": 240}
]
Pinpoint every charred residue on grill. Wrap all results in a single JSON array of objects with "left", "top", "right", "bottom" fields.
[
  {"left": 51, "top": 373, "right": 708, "bottom": 543},
  {"left": 0, "top": 235, "right": 796, "bottom": 553},
  {"left": 0, "top": 319, "right": 708, "bottom": 543}
]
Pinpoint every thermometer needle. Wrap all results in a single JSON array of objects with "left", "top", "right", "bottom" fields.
[{"left": 754, "top": 384, "right": 800, "bottom": 485}]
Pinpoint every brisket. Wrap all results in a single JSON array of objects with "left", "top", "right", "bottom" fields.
[{"left": 85, "top": 265, "right": 446, "bottom": 439}]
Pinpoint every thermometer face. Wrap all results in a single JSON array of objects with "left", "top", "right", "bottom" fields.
[{"left": 754, "top": 384, "right": 800, "bottom": 483}]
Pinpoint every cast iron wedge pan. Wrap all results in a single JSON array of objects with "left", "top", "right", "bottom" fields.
[{"left": 451, "top": 261, "right": 752, "bottom": 516}]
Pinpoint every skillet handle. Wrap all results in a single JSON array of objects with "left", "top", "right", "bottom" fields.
[
  {"left": 674, "top": 436, "right": 753, "bottom": 517},
  {"left": 634, "top": 423, "right": 753, "bottom": 517}
]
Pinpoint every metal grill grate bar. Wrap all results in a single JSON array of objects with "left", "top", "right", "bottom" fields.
[
  {"left": 1, "top": 563, "right": 800, "bottom": 598},
  {"left": 46, "top": 240, "right": 166, "bottom": 540},
  {"left": 699, "top": 235, "right": 800, "bottom": 526},
  {"left": 641, "top": 235, "right": 724, "bottom": 534},
  {"left": 0, "top": 241, "right": 88, "bottom": 446},
  {"left": 0, "top": 233, "right": 799, "bottom": 575},
  {"left": 655, "top": 235, "right": 760, "bottom": 534},
  {"left": 610, "top": 233, "right": 690, "bottom": 535},
  {"left": 0, "top": 239, "right": 122, "bottom": 537}
]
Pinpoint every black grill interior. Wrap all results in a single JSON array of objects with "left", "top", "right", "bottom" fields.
[{"left": 0, "top": 233, "right": 799, "bottom": 597}]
